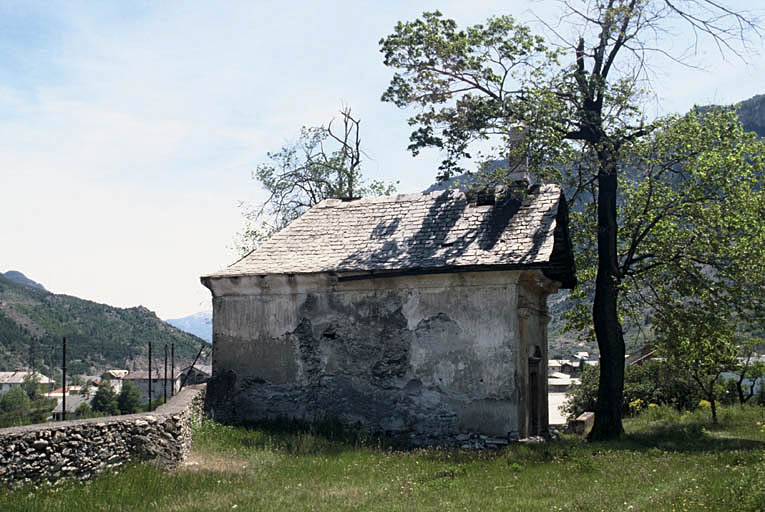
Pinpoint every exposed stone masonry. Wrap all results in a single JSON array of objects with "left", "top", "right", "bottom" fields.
[{"left": 0, "top": 384, "right": 205, "bottom": 487}]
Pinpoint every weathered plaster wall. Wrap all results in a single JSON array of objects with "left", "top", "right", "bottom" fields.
[
  {"left": 0, "top": 384, "right": 205, "bottom": 487},
  {"left": 206, "top": 270, "right": 558, "bottom": 445}
]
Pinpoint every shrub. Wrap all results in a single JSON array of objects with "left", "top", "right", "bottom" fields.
[
  {"left": 564, "top": 360, "right": 705, "bottom": 420},
  {"left": 75, "top": 402, "right": 93, "bottom": 418}
]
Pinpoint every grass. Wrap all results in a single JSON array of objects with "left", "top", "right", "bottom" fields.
[{"left": 1, "top": 405, "right": 763, "bottom": 511}]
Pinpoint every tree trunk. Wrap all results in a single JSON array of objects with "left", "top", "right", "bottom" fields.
[{"left": 589, "top": 156, "right": 626, "bottom": 441}]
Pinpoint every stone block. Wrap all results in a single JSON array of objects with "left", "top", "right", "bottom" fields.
[{"left": 571, "top": 411, "right": 595, "bottom": 436}]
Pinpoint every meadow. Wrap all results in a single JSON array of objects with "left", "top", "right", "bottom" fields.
[{"left": 2, "top": 405, "right": 763, "bottom": 512}]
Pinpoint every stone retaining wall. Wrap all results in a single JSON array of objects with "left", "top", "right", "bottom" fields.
[{"left": 0, "top": 384, "right": 205, "bottom": 487}]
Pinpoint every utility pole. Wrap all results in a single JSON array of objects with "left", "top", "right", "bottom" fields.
[
  {"left": 171, "top": 343, "right": 175, "bottom": 397},
  {"left": 148, "top": 341, "right": 152, "bottom": 411},
  {"left": 163, "top": 344, "right": 168, "bottom": 404},
  {"left": 61, "top": 337, "right": 66, "bottom": 421}
]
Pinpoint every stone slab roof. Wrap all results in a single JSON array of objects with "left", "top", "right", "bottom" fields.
[{"left": 205, "top": 184, "right": 575, "bottom": 287}]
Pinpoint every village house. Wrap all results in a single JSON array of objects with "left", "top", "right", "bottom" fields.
[
  {"left": 123, "top": 369, "right": 182, "bottom": 404},
  {"left": 181, "top": 364, "right": 212, "bottom": 386},
  {"left": 202, "top": 179, "right": 575, "bottom": 444},
  {"left": 100, "top": 369, "right": 129, "bottom": 394},
  {"left": 0, "top": 371, "right": 54, "bottom": 396},
  {"left": 51, "top": 394, "right": 89, "bottom": 421},
  {"left": 45, "top": 386, "right": 82, "bottom": 398}
]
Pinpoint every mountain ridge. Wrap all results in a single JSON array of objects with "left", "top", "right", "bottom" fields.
[
  {"left": 166, "top": 311, "right": 212, "bottom": 343},
  {"left": 0, "top": 272, "right": 206, "bottom": 377},
  {"left": 2, "top": 271, "right": 46, "bottom": 291}
]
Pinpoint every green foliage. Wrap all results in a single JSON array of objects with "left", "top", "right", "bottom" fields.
[
  {"left": 0, "top": 387, "right": 31, "bottom": 425},
  {"left": 380, "top": 11, "right": 562, "bottom": 179},
  {"left": 718, "top": 378, "right": 739, "bottom": 406},
  {"left": 21, "top": 373, "right": 42, "bottom": 401},
  {"left": 91, "top": 385, "right": 119, "bottom": 416},
  {"left": 564, "top": 361, "right": 705, "bottom": 420},
  {"left": 562, "top": 108, "right": 765, "bottom": 347},
  {"left": 117, "top": 381, "right": 141, "bottom": 415},
  {"left": 654, "top": 300, "right": 739, "bottom": 422},
  {"left": 0, "top": 385, "right": 55, "bottom": 427},
  {"left": 75, "top": 401, "right": 93, "bottom": 419},
  {"left": 236, "top": 108, "right": 397, "bottom": 255}
]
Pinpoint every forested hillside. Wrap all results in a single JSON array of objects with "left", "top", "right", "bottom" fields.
[{"left": 0, "top": 273, "right": 206, "bottom": 377}]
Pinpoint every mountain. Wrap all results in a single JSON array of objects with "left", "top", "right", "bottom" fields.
[
  {"left": 0, "top": 272, "right": 207, "bottom": 376},
  {"left": 166, "top": 311, "right": 212, "bottom": 343},
  {"left": 733, "top": 94, "right": 765, "bottom": 138},
  {"left": 2, "top": 271, "right": 46, "bottom": 291}
]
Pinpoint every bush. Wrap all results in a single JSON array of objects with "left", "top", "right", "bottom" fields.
[
  {"left": 564, "top": 360, "right": 705, "bottom": 420},
  {"left": 75, "top": 402, "right": 93, "bottom": 419}
]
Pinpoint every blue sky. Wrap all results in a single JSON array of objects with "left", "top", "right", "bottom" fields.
[{"left": 1, "top": 0, "right": 763, "bottom": 319}]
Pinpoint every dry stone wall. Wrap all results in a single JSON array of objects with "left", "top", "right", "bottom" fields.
[{"left": 0, "top": 384, "right": 205, "bottom": 487}]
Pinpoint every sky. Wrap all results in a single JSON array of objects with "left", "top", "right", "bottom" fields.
[{"left": 1, "top": 0, "right": 763, "bottom": 320}]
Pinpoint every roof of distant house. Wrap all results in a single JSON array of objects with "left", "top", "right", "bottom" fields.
[
  {"left": 203, "top": 184, "right": 575, "bottom": 287},
  {"left": 183, "top": 364, "right": 211, "bottom": 376},
  {"left": 47, "top": 386, "right": 81, "bottom": 395},
  {"left": 53, "top": 394, "right": 89, "bottom": 414},
  {"left": 124, "top": 370, "right": 181, "bottom": 380},
  {"left": 0, "top": 371, "right": 54, "bottom": 385},
  {"left": 102, "top": 369, "right": 129, "bottom": 379}
]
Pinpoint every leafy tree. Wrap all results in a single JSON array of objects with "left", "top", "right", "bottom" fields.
[
  {"left": 379, "top": 3, "right": 760, "bottom": 439},
  {"left": 22, "top": 373, "right": 42, "bottom": 401},
  {"left": 75, "top": 401, "right": 93, "bottom": 419},
  {"left": 235, "top": 107, "right": 397, "bottom": 255},
  {"left": 0, "top": 387, "right": 31, "bottom": 426},
  {"left": 91, "top": 384, "right": 119, "bottom": 416},
  {"left": 117, "top": 381, "right": 141, "bottom": 415},
  {"left": 654, "top": 299, "right": 738, "bottom": 423}
]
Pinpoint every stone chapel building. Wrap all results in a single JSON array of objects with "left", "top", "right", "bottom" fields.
[{"left": 201, "top": 180, "right": 575, "bottom": 445}]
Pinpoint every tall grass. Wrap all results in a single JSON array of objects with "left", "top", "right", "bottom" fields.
[{"left": 2, "top": 405, "right": 763, "bottom": 511}]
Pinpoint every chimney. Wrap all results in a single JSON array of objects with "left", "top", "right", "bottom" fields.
[{"left": 507, "top": 122, "right": 530, "bottom": 186}]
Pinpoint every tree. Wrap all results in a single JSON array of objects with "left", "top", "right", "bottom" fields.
[
  {"left": 0, "top": 387, "right": 31, "bottom": 427},
  {"left": 379, "top": 3, "right": 760, "bottom": 439},
  {"left": 235, "top": 107, "right": 397, "bottom": 255},
  {"left": 22, "top": 373, "right": 42, "bottom": 401},
  {"left": 91, "top": 384, "right": 119, "bottom": 416},
  {"left": 117, "top": 380, "right": 141, "bottom": 415},
  {"left": 654, "top": 300, "right": 737, "bottom": 423}
]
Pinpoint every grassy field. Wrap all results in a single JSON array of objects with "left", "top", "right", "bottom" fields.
[{"left": 2, "top": 405, "right": 763, "bottom": 511}]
